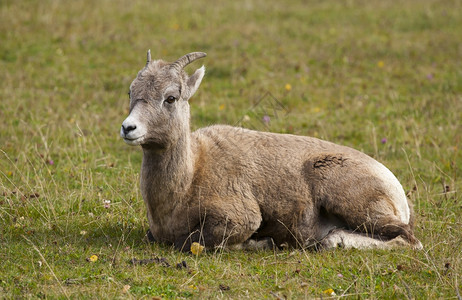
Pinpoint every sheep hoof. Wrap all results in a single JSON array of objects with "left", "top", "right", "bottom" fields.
[
  {"left": 228, "top": 237, "right": 276, "bottom": 251},
  {"left": 146, "top": 229, "right": 156, "bottom": 243}
]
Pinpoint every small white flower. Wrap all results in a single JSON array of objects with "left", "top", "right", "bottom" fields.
[{"left": 104, "top": 199, "right": 111, "bottom": 208}]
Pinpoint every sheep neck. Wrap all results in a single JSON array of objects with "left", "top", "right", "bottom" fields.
[{"left": 140, "top": 129, "right": 194, "bottom": 215}]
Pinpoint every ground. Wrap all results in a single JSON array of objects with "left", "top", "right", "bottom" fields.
[{"left": 0, "top": 0, "right": 461, "bottom": 298}]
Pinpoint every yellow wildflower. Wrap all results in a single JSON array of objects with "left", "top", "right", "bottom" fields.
[
  {"left": 190, "top": 242, "right": 204, "bottom": 255},
  {"left": 88, "top": 255, "right": 98, "bottom": 262},
  {"left": 323, "top": 288, "right": 336, "bottom": 296}
]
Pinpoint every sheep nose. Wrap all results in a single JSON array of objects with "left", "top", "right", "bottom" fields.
[{"left": 122, "top": 124, "right": 136, "bottom": 135}]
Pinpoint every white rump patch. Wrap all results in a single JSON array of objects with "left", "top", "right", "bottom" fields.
[{"left": 370, "top": 161, "right": 410, "bottom": 224}]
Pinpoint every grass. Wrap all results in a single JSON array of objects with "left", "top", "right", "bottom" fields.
[{"left": 0, "top": 0, "right": 461, "bottom": 298}]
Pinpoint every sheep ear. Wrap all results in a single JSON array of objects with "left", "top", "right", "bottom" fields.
[{"left": 186, "top": 66, "right": 205, "bottom": 99}]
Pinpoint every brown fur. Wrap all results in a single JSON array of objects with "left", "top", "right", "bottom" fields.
[{"left": 120, "top": 52, "right": 422, "bottom": 252}]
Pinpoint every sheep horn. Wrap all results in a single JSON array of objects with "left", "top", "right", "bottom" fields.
[
  {"left": 146, "top": 49, "right": 151, "bottom": 66},
  {"left": 170, "top": 52, "right": 207, "bottom": 73}
]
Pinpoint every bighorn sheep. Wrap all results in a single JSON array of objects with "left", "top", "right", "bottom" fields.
[{"left": 120, "top": 51, "right": 422, "bottom": 252}]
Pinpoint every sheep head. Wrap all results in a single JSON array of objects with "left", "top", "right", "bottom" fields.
[{"left": 120, "top": 51, "right": 206, "bottom": 148}]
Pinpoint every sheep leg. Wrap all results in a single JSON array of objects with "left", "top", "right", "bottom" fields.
[
  {"left": 313, "top": 208, "right": 422, "bottom": 249},
  {"left": 173, "top": 214, "right": 259, "bottom": 252},
  {"left": 227, "top": 237, "right": 276, "bottom": 251},
  {"left": 318, "top": 228, "right": 421, "bottom": 250},
  {"left": 304, "top": 154, "right": 421, "bottom": 248},
  {"left": 328, "top": 209, "right": 422, "bottom": 249}
]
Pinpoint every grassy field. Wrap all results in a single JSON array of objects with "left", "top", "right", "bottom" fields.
[{"left": 1, "top": 0, "right": 461, "bottom": 298}]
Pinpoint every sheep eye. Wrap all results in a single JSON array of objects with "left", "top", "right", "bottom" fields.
[{"left": 165, "top": 96, "right": 176, "bottom": 104}]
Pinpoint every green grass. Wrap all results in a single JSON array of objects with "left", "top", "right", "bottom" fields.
[{"left": 1, "top": 0, "right": 461, "bottom": 298}]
